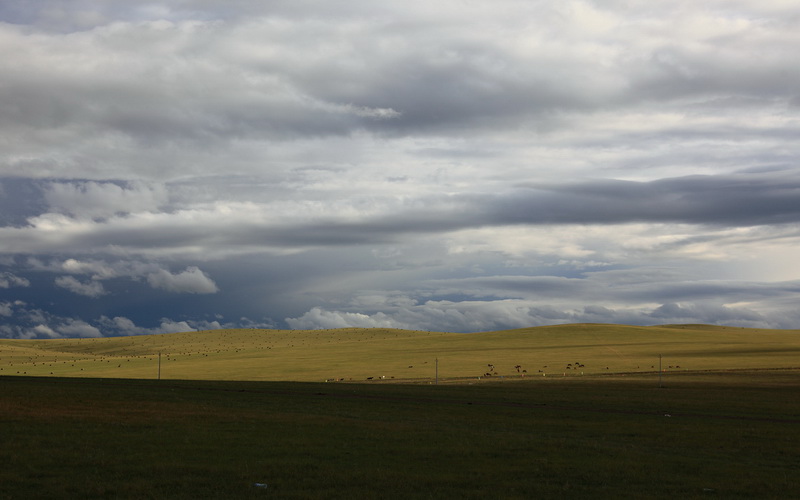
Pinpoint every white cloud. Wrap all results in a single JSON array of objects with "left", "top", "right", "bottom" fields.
[
  {"left": 33, "top": 324, "right": 59, "bottom": 338},
  {"left": 56, "top": 319, "right": 103, "bottom": 338},
  {"left": 31, "top": 258, "right": 222, "bottom": 296},
  {"left": 285, "top": 301, "right": 564, "bottom": 332},
  {"left": 54, "top": 276, "right": 107, "bottom": 297},
  {"left": 286, "top": 307, "right": 405, "bottom": 330},
  {"left": 286, "top": 295, "right": 799, "bottom": 333},
  {"left": 109, "top": 316, "right": 141, "bottom": 335},
  {"left": 0, "top": 301, "right": 13, "bottom": 316},
  {"left": 155, "top": 319, "right": 195, "bottom": 334},
  {"left": 60, "top": 258, "right": 122, "bottom": 279},
  {"left": 93, "top": 315, "right": 229, "bottom": 337},
  {"left": 146, "top": 266, "right": 219, "bottom": 294},
  {"left": 0, "top": 308, "right": 231, "bottom": 338},
  {"left": 0, "top": 272, "right": 30, "bottom": 288}
]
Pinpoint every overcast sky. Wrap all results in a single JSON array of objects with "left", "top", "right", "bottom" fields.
[{"left": 2, "top": 1, "right": 800, "bottom": 338}]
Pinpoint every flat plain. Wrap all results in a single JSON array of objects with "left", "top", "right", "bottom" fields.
[{"left": 1, "top": 324, "right": 799, "bottom": 498}]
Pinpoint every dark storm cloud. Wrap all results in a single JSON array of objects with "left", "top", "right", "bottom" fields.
[
  {"left": 422, "top": 272, "right": 800, "bottom": 306},
  {"left": 223, "top": 171, "right": 800, "bottom": 248},
  {"left": 502, "top": 173, "right": 800, "bottom": 227},
  {"left": 285, "top": 172, "right": 800, "bottom": 244}
]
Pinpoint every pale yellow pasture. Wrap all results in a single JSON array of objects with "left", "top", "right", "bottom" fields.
[{"left": 1, "top": 324, "right": 798, "bottom": 382}]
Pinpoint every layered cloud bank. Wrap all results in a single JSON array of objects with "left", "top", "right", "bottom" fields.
[{"left": 1, "top": 1, "right": 800, "bottom": 337}]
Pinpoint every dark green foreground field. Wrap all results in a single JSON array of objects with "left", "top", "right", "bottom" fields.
[{"left": 2, "top": 371, "right": 799, "bottom": 499}]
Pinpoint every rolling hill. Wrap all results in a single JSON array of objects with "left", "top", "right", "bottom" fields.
[{"left": 1, "top": 323, "right": 799, "bottom": 382}]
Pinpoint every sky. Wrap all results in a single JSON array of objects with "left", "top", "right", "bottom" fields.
[{"left": 1, "top": 0, "right": 800, "bottom": 338}]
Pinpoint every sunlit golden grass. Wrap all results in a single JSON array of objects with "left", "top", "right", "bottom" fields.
[{"left": 1, "top": 324, "right": 799, "bottom": 382}]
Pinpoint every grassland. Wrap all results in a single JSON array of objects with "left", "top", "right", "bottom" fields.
[
  {"left": 2, "top": 372, "right": 799, "bottom": 498},
  {"left": 2, "top": 324, "right": 799, "bottom": 498},
  {"left": 1, "top": 323, "right": 799, "bottom": 382}
]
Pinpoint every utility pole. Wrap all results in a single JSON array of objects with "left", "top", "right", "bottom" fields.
[
  {"left": 658, "top": 354, "right": 662, "bottom": 388},
  {"left": 435, "top": 358, "right": 439, "bottom": 385},
  {"left": 158, "top": 351, "right": 161, "bottom": 381}
]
